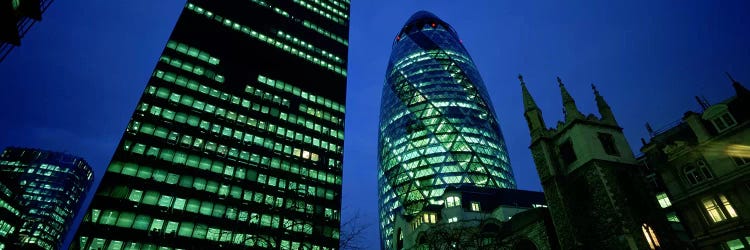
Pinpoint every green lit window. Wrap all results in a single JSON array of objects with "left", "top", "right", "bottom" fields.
[
  {"left": 187, "top": 199, "right": 200, "bottom": 213},
  {"left": 143, "top": 191, "right": 159, "bottom": 205},
  {"left": 132, "top": 215, "right": 150, "bottom": 230},
  {"left": 128, "top": 189, "right": 143, "bottom": 203},
  {"left": 150, "top": 219, "right": 164, "bottom": 231},
  {"left": 158, "top": 195, "right": 173, "bottom": 207},
  {"left": 656, "top": 193, "right": 672, "bottom": 208},
  {"left": 116, "top": 212, "right": 135, "bottom": 228},
  {"left": 100, "top": 210, "right": 119, "bottom": 225},
  {"left": 165, "top": 221, "right": 179, "bottom": 234},
  {"left": 173, "top": 198, "right": 186, "bottom": 210}
]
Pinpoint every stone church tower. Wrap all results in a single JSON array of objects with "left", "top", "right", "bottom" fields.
[{"left": 519, "top": 75, "right": 678, "bottom": 249}]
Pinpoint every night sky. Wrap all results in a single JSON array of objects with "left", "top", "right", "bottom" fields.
[{"left": 1, "top": 0, "right": 749, "bottom": 248}]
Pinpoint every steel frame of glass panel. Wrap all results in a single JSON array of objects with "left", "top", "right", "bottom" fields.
[
  {"left": 377, "top": 11, "right": 516, "bottom": 249},
  {"left": 73, "top": 0, "right": 348, "bottom": 249}
]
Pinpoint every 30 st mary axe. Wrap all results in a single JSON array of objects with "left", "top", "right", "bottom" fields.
[
  {"left": 74, "top": 0, "right": 349, "bottom": 249},
  {"left": 377, "top": 11, "right": 516, "bottom": 249}
]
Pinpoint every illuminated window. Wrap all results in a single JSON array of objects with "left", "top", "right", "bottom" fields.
[
  {"left": 702, "top": 194, "right": 738, "bottom": 223},
  {"left": 445, "top": 196, "right": 460, "bottom": 207},
  {"left": 655, "top": 192, "right": 672, "bottom": 208},
  {"left": 422, "top": 213, "right": 437, "bottom": 224},
  {"left": 666, "top": 212, "right": 680, "bottom": 222},
  {"left": 641, "top": 224, "right": 660, "bottom": 250},
  {"left": 470, "top": 202, "right": 480, "bottom": 211},
  {"left": 447, "top": 217, "right": 458, "bottom": 223},
  {"left": 726, "top": 238, "right": 747, "bottom": 250}
]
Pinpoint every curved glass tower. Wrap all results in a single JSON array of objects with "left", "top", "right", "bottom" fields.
[{"left": 377, "top": 11, "right": 516, "bottom": 248}]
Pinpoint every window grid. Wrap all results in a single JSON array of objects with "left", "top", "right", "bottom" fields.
[
  {"left": 291, "top": 0, "right": 346, "bottom": 25},
  {"left": 165, "top": 40, "right": 221, "bottom": 65},
  {"left": 257, "top": 74, "right": 345, "bottom": 113},
  {"left": 275, "top": 30, "right": 343, "bottom": 64},
  {"left": 123, "top": 114, "right": 342, "bottom": 186},
  {"left": 243, "top": 0, "right": 348, "bottom": 45},
  {"left": 152, "top": 69, "right": 344, "bottom": 141},
  {"left": 185, "top": 3, "right": 347, "bottom": 76},
  {"left": 158, "top": 55, "right": 225, "bottom": 83},
  {"left": 140, "top": 86, "right": 339, "bottom": 155}
]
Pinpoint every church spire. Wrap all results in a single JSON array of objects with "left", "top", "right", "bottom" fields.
[
  {"left": 520, "top": 74, "right": 547, "bottom": 141},
  {"left": 520, "top": 74, "right": 539, "bottom": 112},
  {"left": 558, "top": 77, "right": 584, "bottom": 122},
  {"left": 727, "top": 72, "right": 750, "bottom": 99},
  {"left": 592, "top": 84, "right": 618, "bottom": 126}
]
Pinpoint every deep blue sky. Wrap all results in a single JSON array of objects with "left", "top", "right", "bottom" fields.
[{"left": 1, "top": 0, "right": 748, "bottom": 248}]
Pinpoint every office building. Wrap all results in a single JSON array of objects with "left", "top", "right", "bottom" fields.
[
  {"left": 390, "top": 186, "right": 554, "bottom": 249},
  {"left": 378, "top": 11, "right": 516, "bottom": 249},
  {"left": 0, "top": 182, "right": 21, "bottom": 249},
  {"left": 0, "top": 147, "right": 94, "bottom": 250},
  {"left": 639, "top": 74, "right": 750, "bottom": 249},
  {"left": 74, "top": 0, "right": 349, "bottom": 249}
]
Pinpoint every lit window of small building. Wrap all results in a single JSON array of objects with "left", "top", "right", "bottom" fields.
[
  {"left": 666, "top": 212, "right": 680, "bottom": 222},
  {"left": 445, "top": 195, "right": 460, "bottom": 207},
  {"left": 422, "top": 212, "right": 437, "bottom": 224},
  {"left": 702, "top": 194, "right": 738, "bottom": 223},
  {"left": 447, "top": 217, "right": 458, "bottom": 223},
  {"left": 470, "top": 201, "right": 480, "bottom": 211},
  {"left": 641, "top": 223, "right": 661, "bottom": 250},
  {"left": 655, "top": 192, "right": 672, "bottom": 208}
]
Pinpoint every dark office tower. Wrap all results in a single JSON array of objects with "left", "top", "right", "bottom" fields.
[
  {"left": 0, "top": 147, "right": 94, "bottom": 250},
  {"left": 73, "top": 0, "right": 348, "bottom": 249},
  {"left": 377, "top": 11, "right": 516, "bottom": 249},
  {"left": 0, "top": 0, "right": 50, "bottom": 62}
]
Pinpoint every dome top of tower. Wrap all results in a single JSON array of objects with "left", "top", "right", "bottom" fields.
[
  {"left": 395, "top": 10, "right": 459, "bottom": 41},
  {"left": 405, "top": 10, "right": 442, "bottom": 25}
]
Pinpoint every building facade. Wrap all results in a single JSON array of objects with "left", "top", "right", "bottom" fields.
[
  {"left": 0, "top": 182, "right": 21, "bottom": 249},
  {"left": 639, "top": 74, "right": 750, "bottom": 249},
  {"left": 521, "top": 76, "right": 680, "bottom": 249},
  {"left": 391, "top": 186, "right": 554, "bottom": 250},
  {"left": 73, "top": 0, "right": 349, "bottom": 249},
  {"left": 0, "top": 0, "right": 52, "bottom": 62},
  {"left": 378, "top": 11, "right": 516, "bottom": 249},
  {"left": 0, "top": 147, "right": 94, "bottom": 250}
]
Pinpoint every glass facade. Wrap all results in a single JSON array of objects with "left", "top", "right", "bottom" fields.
[
  {"left": 377, "top": 11, "right": 516, "bottom": 249},
  {"left": 74, "top": 0, "right": 348, "bottom": 249},
  {"left": 0, "top": 147, "right": 94, "bottom": 250},
  {"left": 0, "top": 182, "right": 21, "bottom": 249}
]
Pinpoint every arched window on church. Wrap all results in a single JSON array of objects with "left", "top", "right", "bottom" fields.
[
  {"left": 641, "top": 223, "right": 661, "bottom": 250},
  {"left": 397, "top": 228, "right": 404, "bottom": 250},
  {"left": 684, "top": 160, "right": 713, "bottom": 185}
]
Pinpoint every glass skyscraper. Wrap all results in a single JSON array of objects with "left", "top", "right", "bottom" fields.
[
  {"left": 0, "top": 147, "right": 94, "bottom": 250},
  {"left": 74, "top": 0, "right": 348, "bottom": 249},
  {"left": 378, "top": 11, "right": 516, "bottom": 249}
]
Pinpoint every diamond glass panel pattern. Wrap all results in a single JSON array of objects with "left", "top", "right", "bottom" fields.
[{"left": 377, "top": 11, "right": 516, "bottom": 249}]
